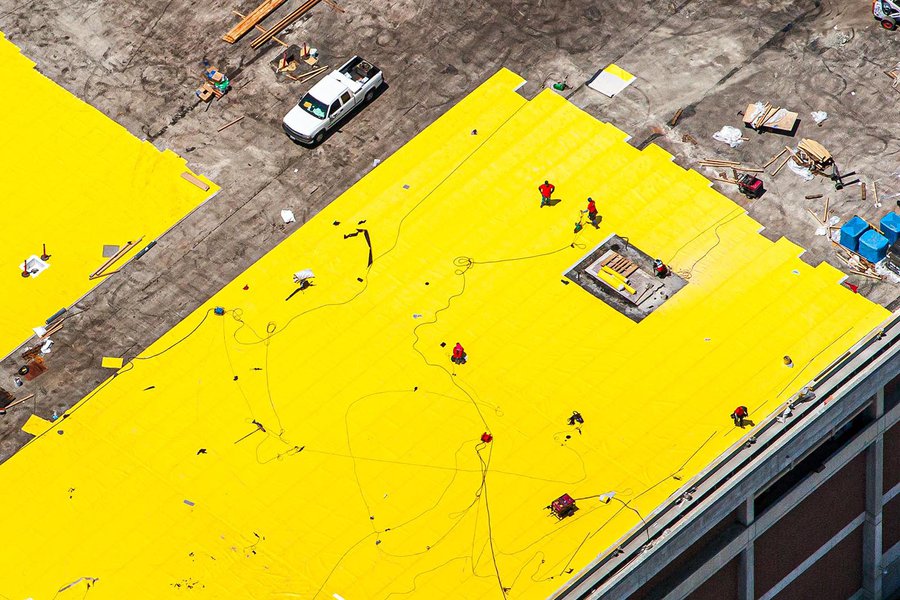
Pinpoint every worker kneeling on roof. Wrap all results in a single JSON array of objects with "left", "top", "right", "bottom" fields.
[{"left": 653, "top": 259, "right": 669, "bottom": 278}]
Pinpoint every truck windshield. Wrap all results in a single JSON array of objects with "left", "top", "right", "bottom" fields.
[{"left": 298, "top": 94, "right": 327, "bottom": 119}]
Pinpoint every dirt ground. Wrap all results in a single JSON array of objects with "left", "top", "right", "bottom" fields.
[{"left": 0, "top": 0, "right": 898, "bottom": 460}]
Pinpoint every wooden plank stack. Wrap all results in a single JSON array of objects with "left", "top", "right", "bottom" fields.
[
  {"left": 251, "top": 0, "right": 322, "bottom": 49},
  {"left": 223, "top": 0, "right": 289, "bottom": 43},
  {"left": 794, "top": 139, "right": 833, "bottom": 172}
]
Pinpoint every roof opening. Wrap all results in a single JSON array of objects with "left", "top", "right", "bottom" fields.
[{"left": 564, "top": 234, "right": 687, "bottom": 322}]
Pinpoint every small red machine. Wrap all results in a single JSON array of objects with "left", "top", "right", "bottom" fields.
[
  {"left": 737, "top": 173, "right": 764, "bottom": 199},
  {"left": 549, "top": 493, "right": 577, "bottom": 520}
]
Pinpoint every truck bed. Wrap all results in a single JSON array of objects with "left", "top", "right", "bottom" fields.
[{"left": 340, "top": 56, "right": 380, "bottom": 84}]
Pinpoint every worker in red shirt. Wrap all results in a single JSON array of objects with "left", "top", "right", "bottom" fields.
[
  {"left": 538, "top": 180, "right": 555, "bottom": 207},
  {"left": 582, "top": 197, "right": 599, "bottom": 228},
  {"left": 451, "top": 342, "right": 467, "bottom": 365},
  {"left": 731, "top": 405, "right": 749, "bottom": 427},
  {"left": 653, "top": 258, "right": 669, "bottom": 278}
]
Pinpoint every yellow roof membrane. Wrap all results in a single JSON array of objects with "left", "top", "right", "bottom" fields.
[
  {"left": 0, "top": 32, "right": 218, "bottom": 359},
  {"left": 0, "top": 68, "right": 887, "bottom": 599}
]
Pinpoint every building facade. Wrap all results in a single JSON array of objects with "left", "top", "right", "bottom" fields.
[{"left": 556, "top": 312, "right": 900, "bottom": 600}]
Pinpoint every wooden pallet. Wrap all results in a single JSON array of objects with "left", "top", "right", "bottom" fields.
[{"left": 600, "top": 252, "right": 639, "bottom": 278}]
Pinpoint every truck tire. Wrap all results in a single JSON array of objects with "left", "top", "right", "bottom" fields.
[
  {"left": 882, "top": 17, "right": 897, "bottom": 30},
  {"left": 364, "top": 89, "right": 375, "bottom": 103},
  {"left": 313, "top": 131, "right": 325, "bottom": 145}
]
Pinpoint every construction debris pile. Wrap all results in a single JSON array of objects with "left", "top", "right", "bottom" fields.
[
  {"left": 793, "top": 139, "right": 833, "bottom": 173},
  {"left": 270, "top": 43, "right": 328, "bottom": 83},
  {"left": 195, "top": 65, "right": 230, "bottom": 102},
  {"left": 698, "top": 87, "right": 899, "bottom": 290},
  {"left": 742, "top": 101, "right": 798, "bottom": 134}
]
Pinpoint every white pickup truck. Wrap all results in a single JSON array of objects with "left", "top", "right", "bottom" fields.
[{"left": 282, "top": 56, "right": 384, "bottom": 145}]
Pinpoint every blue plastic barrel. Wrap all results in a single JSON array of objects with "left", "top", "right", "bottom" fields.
[
  {"left": 858, "top": 229, "right": 889, "bottom": 263},
  {"left": 840, "top": 216, "right": 869, "bottom": 252},
  {"left": 880, "top": 212, "right": 900, "bottom": 246}
]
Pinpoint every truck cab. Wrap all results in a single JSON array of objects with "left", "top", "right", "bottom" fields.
[{"left": 283, "top": 56, "right": 383, "bottom": 145}]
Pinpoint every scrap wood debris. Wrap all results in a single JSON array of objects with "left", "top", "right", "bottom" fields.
[
  {"left": 770, "top": 139, "right": 839, "bottom": 179},
  {"left": 832, "top": 241, "right": 885, "bottom": 281},
  {"left": 669, "top": 107, "right": 683, "bottom": 126},
  {"left": 270, "top": 43, "right": 320, "bottom": 81},
  {"left": 886, "top": 68, "right": 900, "bottom": 93},
  {"left": 698, "top": 158, "right": 762, "bottom": 183},
  {"left": 286, "top": 65, "right": 328, "bottom": 83},
  {"left": 698, "top": 158, "right": 762, "bottom": 172},
  {"left": 0, "top": 393, "right": 35, "bottom": 413},
  {"left": 805, "top": 197, "right": 839, "bottom": 236},
  {"left": 217, "top": 116, "right": 244, "bottom": 132},
  {"left": 196, "top": 66, "right": 230, "bottom": 102}
]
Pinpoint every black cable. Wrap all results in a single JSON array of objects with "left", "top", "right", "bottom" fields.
[
  {"left": 131, "top": 308, "right": 215, "bottom": 361},
  {"left": 568, "top": 495, "right": 651, "bottom": 544},
  {"left": 220, "top": 317, "right": 258, "bottom": 420},
  {"left": 230, "top": 258, "right": 372, "bottom": 347},
  {"left": 374, "top": 101, "right": 532, "bottom": 265},
  {"left": 263, "top": 322, "right": 285, "bottom": 436},
  {"left": 383, "top": 556, "right": 471, "bottom": 599},
  {"left": 342, "top": 389, "right": 411, "bottom": 527},
  {"left": 557, "top": 532, "right": 590, "bottom": 577},
  {"left": 18, "top": 361, "right": 135, "bottom": 453},
  {"left": 461, "top": 238, "right": 584, "bottom": 268},
  {"left": 312, "top": 531, "right": 378, "bottom": 600},
  {"left": 667, "top": 207, "right": 744, "bottom": 272},
  {"left": 234, "top": 100, "right": 536, "bottom": 352},
  {"left": 770, "top": 326, "right": 852, "bottom": 405},
  {"left": 410, "top": 270, "right": 490, "bottom": 430},
  {"left": 476, "top": 442, "right": 508, "bottom": 597}
]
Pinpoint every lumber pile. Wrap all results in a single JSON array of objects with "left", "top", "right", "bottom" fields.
[
  {"left": 251, "top": 0, "right": 322, "bottom": 49},
  {"left": 795, "top": 139, "right": 832, "bottom": 169},
  {"left": 223, "top": 0, "right": 288, "bottom": 43},
  {"left": 231, "top": 10, "right": 289, "bottom": 46},
  {"left": 769, "top": 140, "right": 835, "bottom": 178}
]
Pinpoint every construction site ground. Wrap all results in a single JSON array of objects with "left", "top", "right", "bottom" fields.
[{"left": 0, "top": 0, "right": 898, "bottom": 466}]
